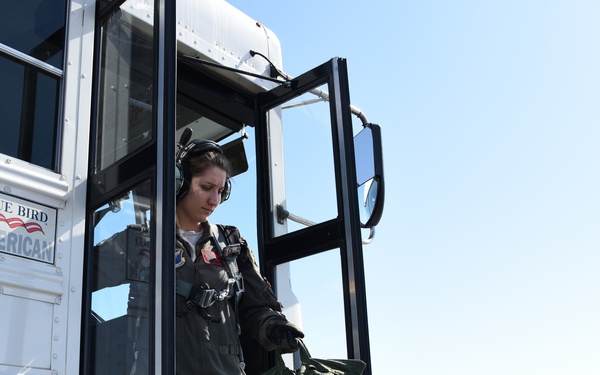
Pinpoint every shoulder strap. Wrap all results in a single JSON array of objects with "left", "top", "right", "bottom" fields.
[
  {"left": 216, "top": 224, "right": 245, "bottom": 301},
  {"left": 216, "top": 224, "right": 247, "bottom": 366},
  {"left": 217, "top": 224, "right": 243, "bottom": 245}
]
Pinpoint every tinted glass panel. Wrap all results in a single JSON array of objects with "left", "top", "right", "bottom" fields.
[
  {"left": 95, "top": 5, "right": 154, "bottom": 172},
  {"left": 90, "top": 182, "right": 153, "bottom": 375},
  {"left": 0, "top": 54, "right": 59, "bottom": 169},
  {"left": 0, "top": 0, "right": 66, "bottom": 69}
]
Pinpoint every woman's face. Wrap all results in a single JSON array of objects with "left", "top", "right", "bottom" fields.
[{"left": 176, "top": 166, "right": 227, "bottom": 230}]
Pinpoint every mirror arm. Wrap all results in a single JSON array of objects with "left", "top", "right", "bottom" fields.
[
  {"left": 362, "top": 227, "right": 376, "bottom": 245},
  {"left": 304, "top": 87, "right": 369, "bottom": 125},
  {"left": 350, "top": 104, "right": 369, "bottom": 126}
]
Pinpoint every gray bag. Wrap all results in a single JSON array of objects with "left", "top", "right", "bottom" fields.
[{"left": 261, "top": 339, "right": 367, "bottom": 375}]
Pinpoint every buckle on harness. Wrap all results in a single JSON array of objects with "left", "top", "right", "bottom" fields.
[
  {"left": 196, "top": 288, "right": 216, "bottom": 308},
  {"left": 196, "top": 279, "right": 236, "bottom": 308}
]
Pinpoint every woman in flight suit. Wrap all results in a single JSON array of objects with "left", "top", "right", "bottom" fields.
[{"left": 174, "top": 139, "right": 303, "bottom": 374}]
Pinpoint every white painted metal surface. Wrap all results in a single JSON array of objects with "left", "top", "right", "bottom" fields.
[
  {"left": 123, "top": 0, "right": 282, "bottom": 92},
  {"left": 0, "top": 1, "right": 286, "bottom": 374}
]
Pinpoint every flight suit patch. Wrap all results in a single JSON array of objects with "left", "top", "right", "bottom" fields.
[
  {"left": 201, "top": 248, "right": 224, "bottom": 267},
  {"left": 175, "top": 248, "right": 185, "bottom": 268}
]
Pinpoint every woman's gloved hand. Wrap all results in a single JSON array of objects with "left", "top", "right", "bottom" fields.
[{"left": 266, "top": 317, "right": 305, "bottom": 353}]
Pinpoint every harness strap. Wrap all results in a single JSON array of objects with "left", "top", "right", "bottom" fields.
[
  {"left": 218, "top": 344, "right": 241, "bottom": 355},
  {"left": 218, "top": 225, "right": 246, "bottom": 304},
  {"left": 217, "top": 225, "right": 247, "bottom": 368},
  {"left": 176, "top": 278, "right": 234, "bottom": 308}
]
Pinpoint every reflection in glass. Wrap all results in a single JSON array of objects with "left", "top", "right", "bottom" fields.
[
  {"left": 90, "top": 182, "right": 153, "bottom": 375},
  {"left": 95, "top": 3, "right": 154, "bottom": 171},
  {"left": 0, "top": 0, "right": 66, "bottom": 69},
  {"left": 0, "top": 54, "right": 59, "bottom": 170},
  {"left": 357, "top": 179, "right": 378, "bottom": 226},
  {"left": 354, "top": 124, "right": 384, "bottom": 228},
  {"left": 354, "top": 126, "right": 375, "bottom": 186}
]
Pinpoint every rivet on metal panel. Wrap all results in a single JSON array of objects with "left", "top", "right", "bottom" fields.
[
  {"left": 4, "top": 187, "right": 10, "bottom": 193},
  {"left": 5, "top": 158, "right": 11, "bottom": 164},
  {"left": 55, "top": 298, "right": 61, "bottom": 305}
]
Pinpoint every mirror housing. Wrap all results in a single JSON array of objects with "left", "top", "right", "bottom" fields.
[{"left": 354, "top": 123, "right": 385, "bottom": 228}]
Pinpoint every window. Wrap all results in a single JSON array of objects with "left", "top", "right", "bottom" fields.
[
  {"left": 89, "top": 182, "right": 154, "bottom": 374},
  {"left": 94, "top": 7, "right": 155, "bottom": 172},
  {"left": 0, "top": 0, "right": 67, "bottom": 170}
]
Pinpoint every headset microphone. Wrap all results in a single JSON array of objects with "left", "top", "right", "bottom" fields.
[{"left": 177, "top": 127, "right": 193, "bottom": 158}]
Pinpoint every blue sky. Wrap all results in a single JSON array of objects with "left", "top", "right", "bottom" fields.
[{"left": 216, "top": 1, "right": 600, "bottom": 373}]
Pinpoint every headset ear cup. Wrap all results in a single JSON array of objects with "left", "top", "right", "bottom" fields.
[
  {"left": 220, "top": 178, "right": 231, "bottom": 203},
  {"left": 175, "top": 164, "right": 183, "bottom": 196},
  {"left": 176, "top": 163, "right": 192, "bottom": 201}
]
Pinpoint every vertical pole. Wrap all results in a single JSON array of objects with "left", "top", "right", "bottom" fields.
[
  {"left": 155, "top": 0, "right": 177, "bottom": 373},
  {"left": 333, "top": 58, "right": 372, "bottom": 375}
]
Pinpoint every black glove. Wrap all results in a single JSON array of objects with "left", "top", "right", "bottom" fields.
[{"left": 266, "top": 317, "right": 305, "bottom": 353}]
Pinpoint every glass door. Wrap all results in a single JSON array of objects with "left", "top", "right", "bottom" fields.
[
  {"left": 82, "top": 0, "right": 177, "bottom": 374},
  {"left": 254, "top": 58, "right": 372, "bottom": 374}
]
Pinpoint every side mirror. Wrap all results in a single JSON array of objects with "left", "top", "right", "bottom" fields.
[{"left": 354, "top": 123, "right": 385, "bottom": 228}]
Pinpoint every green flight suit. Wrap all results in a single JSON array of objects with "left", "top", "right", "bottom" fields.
[{"left": 175, "top": 221, "right": 285, "bottom": 374}]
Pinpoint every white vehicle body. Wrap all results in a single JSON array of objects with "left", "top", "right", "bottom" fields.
[{"left": 0, "top": 1, "right": 382, "bottom": 374}]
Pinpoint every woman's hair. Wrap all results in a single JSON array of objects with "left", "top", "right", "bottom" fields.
[{"left": 184, "top": 149, "right": 231, "bottom": 178}]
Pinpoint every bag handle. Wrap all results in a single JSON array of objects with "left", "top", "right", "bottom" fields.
[{"left": 297, "top": 339, "right": 312, "bottom": 363}]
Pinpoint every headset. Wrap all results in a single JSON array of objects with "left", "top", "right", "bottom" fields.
[{"left": 176, "top": 138, "right": 231, "bottom": 203}]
